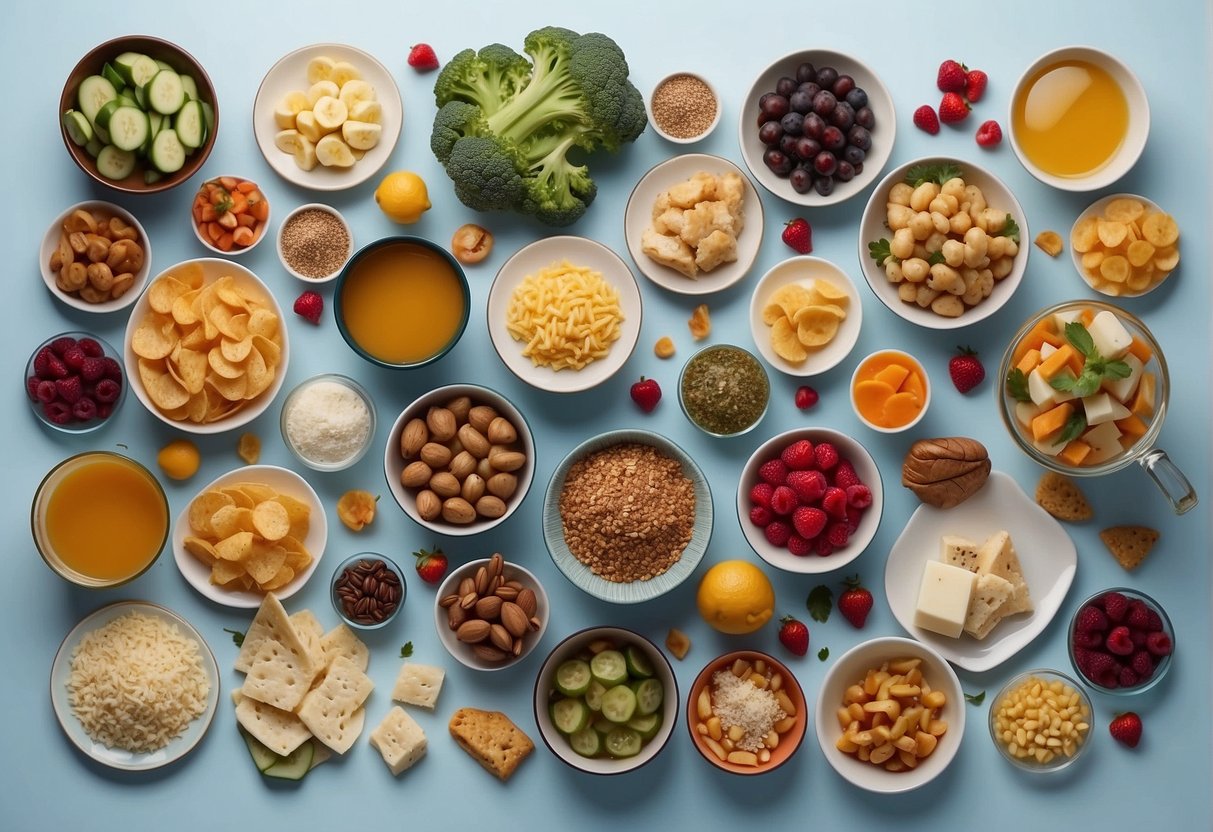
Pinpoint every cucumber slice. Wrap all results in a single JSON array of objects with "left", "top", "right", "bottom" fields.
[
  {"left": 144, "top": 170, "right": 162, "bottom": 185},
  {"left": 263, "top": 741, "right": 314, "bottom": 780},
  {"left": 590, "top": 650, "right": 628, "bottom": 687},
  {"left": 107, "top": 106, "right": 149, "bottom": 152},
  {"left": 554, "top": 659, "right": 592, "bottom": 697},
  {"left": 550, "top": 697, "right": 590, "bottom": 735},
  {"left": 77, "top": 75, "right": 117, "bottom": 125},
  {"left": 584, "top": 679, "right": 607, "bottom": 713},
  {"left": 155, "top": 59, "right": 174, "bottom": 72},
  {"left": 84, "top": 137, "right": 104, "bottom": 158},
  {"left": 148, "top": 111, "right": 164, "bottom": 139},
  {"left": 114, "top": 52, "right": 159, "bottom": 88},
  {"left": 62, "top": 110, "right": 93, "bottom": 146},
  {"left": 174, "top": 99, "right": 205, "bottom": 149},
  {"left": 592, "top": 716, "right": 614, "bottom": 735},
  {"left": 146, "top": 69, "right": 185, "bottom": 115},
  {"left": 604, "top": 727, "right": 643, "bottom": 758},
  {"left": 600, "top": 684, "right": 637, "bottom": 724},
  {"left": 180, "top": 74, "right": 199, "bottom": 101},
  {"left": 239, "top": 728, "right": 280, "bottom": 772},
  {"left": 625, "top": 645, "right": 655, "bottom": 679},
  {"left": 149, "top": 129, "right": 185, "bottom": 173},
  {"left": 101, "top": 62, "right": 126, "bottom": 91},
  {"left": 133, "top": 83, "right": 148, "bottom": 110},
  {"left": 96, "top": 145, "right": 136, "bottom": 180},
  {"left": 200, "top": 100, "right": 215, "bottom": 134},
  {"left": 627, "top": 712, "right": 662, "bottom": 741},
  {"left": 632, "top": 678, "right": 664, "bottom": 716},
  {"left": 116, "top": 94, "right": 139, "bottom": 108},
  {"left": 569, "top": 727, "right": 602, "bottom": 758},
  {"left": 93, "top": 121, "right": 111, "bottom": 145},
  {"left": 94, "top": 99, "right": 121, "bottom": 129}
]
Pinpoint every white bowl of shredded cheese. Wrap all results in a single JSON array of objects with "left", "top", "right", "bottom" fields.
[{"left": 280, "top": 373, "right": 376, "bottom": 472}]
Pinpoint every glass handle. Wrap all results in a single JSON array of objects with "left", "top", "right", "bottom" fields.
[{"left": 1138, "top": 448, "right": 1198, "bottom": 515}]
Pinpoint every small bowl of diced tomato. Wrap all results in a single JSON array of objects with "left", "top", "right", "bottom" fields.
[{"left": 190, "top": 175, "right": 270, "bottom": 255}]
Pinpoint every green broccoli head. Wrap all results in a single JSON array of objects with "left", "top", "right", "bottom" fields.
[
  {"left": 519, "top": 132, "right": 597, "bottom": 227},
  {"left": 444, "top": 136, "right": 526, "bottom": 213},
  {"left": 433, "top": 45, "right": 531, "bottom": 116},
  {"left": 565, "top": 32, "right": 647, "bottom": 149},
  {"left": 430, "top": 101, "right": 487, "bottom": 164}
]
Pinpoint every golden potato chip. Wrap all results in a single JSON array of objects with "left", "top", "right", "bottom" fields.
[
  {"left": 251, "top": 334, "right": 281, "bottom": 368},
  {"left": 221, "top": 486, "right": 257, "bottom": 509},
  {"left": 1097, "top": 219, "right": 1127, "bottom": 248},
  {"left": 247, "top": 308, "right": 280, "bottom": 339},
  {"left": 1100, "top": 255, "right": 1129, "bottom": 284},
  {"left": 171, "top": 291, "right": 202, "bottom": 327},
  {"left": 221, "top": 336, "right": 253, "bottom": 364},
  {"left": 1071, "top": 218, "right": 1098, "bottom": 253},
  {"left": 1034, "top": 230, "right": 1064, "bottom": 257},
  {"left": 206, "top": 346, "right": 244, "bottom": 380},
  {"left": 252, "top": 500, "right": 291, "bottom": 541},
  {"left": 211, "top": 560, "right": 247, "bottom": 586},
  {"left": 172, "top": 346, "right": 209, "bottom": 395},
  {"left": 770, "top": 317, "right": 808, "bottom": 362},
  {"left": 132, "top": 318, "right": 177, "bottom": 360},
  {"left": 236, "top": 483, "right": 280, "bottom": 504},
  {"left": 183, "top": 536, "right": 219, "bottom": 566},
  {"left": 768, "top": 284, "right": 814, "bottom": 321},
  {"left": 1126, "top": 270, "right": 1151, "bottom": 292},
  {"left": 810, "top": 278, "right": 849, "bottom": 305},
  {"left": 179, "top": 324, "right": 209, "bottom": 351},
  {"left": 245, "top": 541, "right": 287, "bottom": 586},
  {"left": 259, "top": 565, "right": 296, "bottom": 591},
  {"left": 184, "top": 391, "right": 209, "bottom": 423},
  {"left": 1126, "top": 239, "right": 1155, "bottom": 268},
  {"left": 1081, "top": 251, "right": 1105, "bottom": 271},
  {"left": 243, "top": 349, "right": 275, "bottom": 399},
  {"left": 216, "top": 276, "right": 252, "bottom": 310},
  {"left": 1153, "top": 246, "right": 1179, "bottom": 272},
  {"left": 189, "top": 490, "right": 234, "bottom": 534},
  {"left": 208, "top": 369, "right": 248, "bottom": 401},
  {"left": 237, "top": 433, "right": 261, "bottom": 464},
  {"left": 1105, "top": 198, "right": 1145, "bottom": 223},
  {"left": 211, "top": 505, "right": 255, "bottom": 538},
  {"left": 148, "top": 276, "right": 193, "bottom": 315},
  {"left": 215, "top": 531, "right": 256, "bottom": 562},
  {"left": 761, "top": 303, "right": 788, "bottom": 327},
  {"left": 139, "top": 360, "right": 191, "bottom": 410},
  {"left": 279, "top": 536, "right": 312, "bottom": 566},
  {"left": 1141, "top": 212, "right": 1179, "bottom": 248},
  {"left": 794, "top": 305, "right": 844, "bottom": 347},
  {"left": 171, "top": 261, "right": 206, "bottom": 289}
]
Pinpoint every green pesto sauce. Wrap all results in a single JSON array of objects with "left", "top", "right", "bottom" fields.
[{"left": 681, "top": 346, "right": 769, "bottom": 436}]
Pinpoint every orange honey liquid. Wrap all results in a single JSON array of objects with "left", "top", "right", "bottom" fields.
[
  {"left": 1012, "top": 59, "right": 1128, "bottom": 178},
  {"left": 339, "top": 242, "right": 466, "bottom": 364},
  {"left": 45, "top": 456, "right": 168, "bottom": 582}
]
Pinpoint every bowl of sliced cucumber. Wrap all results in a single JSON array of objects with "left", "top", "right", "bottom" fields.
[
  {"left": 533, "top": 626, "right": 679, "bottom": 775},
  {"left": 60, "top": 35, "right": 218, "bottom": 194}
]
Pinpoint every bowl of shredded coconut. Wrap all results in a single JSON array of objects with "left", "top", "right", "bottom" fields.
[{"left": 280, "top": 373, "right": 376, "bottom": 471}]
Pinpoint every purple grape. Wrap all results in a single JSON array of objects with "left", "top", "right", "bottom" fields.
[
  {"left": 843, "top": 144, "right": 866, "bottom": 165},
  {"left": 832, "top": 75, "right": 855, "bottom": 98},
  {"left": 758, "top": 120, "right": 783, "bottom": 146},
  {"left": 855, "top": 106, "right": 875, "bottom": 130},
  {"left": 797, "top": 81, "right": 821, "bottom": 99},
  {"left": 763, "top": 148, "right": 793, "bottom": 176},
  {"left": 821, "top": 125, "right": 846, "bottom": 151},
  {"left": 812, "top": 90, "right": 837, "bottom": 117},
  {"left": 835, "top": 160, "right": 856, "bottom": 182},
  {"left": 789, "top": 90, "right": 814, "bottom": 115},
  {"left": 813, "top": 151, "right": 838, "bottom": 178},
  {"left": 793, "top": 136, "right": 821, "bottom": 161},
  {"left": 829, "top": 102, "right": 854, "bottom": 131},
  {"left": 847, "top": 125, "right": 872, "bottom": 151},
  {"left": 815, "top": 66, "right": 839, "bottom": 90},
  {"left": 845, "top": 88, "right": 868, "bottom": 110},
  {"left": 853, "top": 162, "right": 864, "bottom": 176},
  {"left": 795, "top": 62, "right": 817, "bottom": 83},
  {"left": 803, "top": 111, "right": 826, "bottom": 140},
  {"left": 814, "top": 176, "right": 835, "bottom": 196},
  {"left": 760, "top": 94, "right": 790, "bottom": 119},
  {"left": 779, "top": 133, "right": 800, "bottom": 157},
  {"left": 790, "top": 166, "right": 814, "bottom": 194},
  {"left": 775, "top": 76, "right": 797, "bottom": 97},
  {"left": 780, "top": 112, "right": 804, "bottom": 136}
]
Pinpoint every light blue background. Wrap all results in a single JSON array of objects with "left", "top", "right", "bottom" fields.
[{"left": 4, "top": 1, "right": 1209, "bottom": 828}]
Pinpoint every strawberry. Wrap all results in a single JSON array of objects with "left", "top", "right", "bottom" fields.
[
  {"left": 1108, "top": 712, "right": 1142, "bottom": 748},
  {"left": 787, "top": 470, "right": 827, "bottom": 503},
  {"left": 293, "top": 290, "right": 324, "bottom": 324},
  {"left": 629, "top": 376, "right": 662, "bottom": 412},
  {"left": 764, "top": 520, "right": 791, "bottom": 547},
  {"left": 781, "top": 218, "right": 813, "bottom": 255},
  {"left": 948, "top": 346, "right": 985, "bottom": 393},
  {"left": 812, "top": 442, "right": 839, "bottom": 471},
  {"left": 769, "top": 486, "right": 798, "bottom": 515},
  {"left": 936, "top": 59, "right": 968, "bottom": 93},
  {"left": 749, "top": 505, "right": 773, "bottom": 527},
  {"left": 407, "top": 43, "right": 440, "bottom": 72},
  {"left": 838, "top": 575, "right": 873, "bottom": 628},
  {"left": 758, "top": 458, "right": 788, "bottom": 487},
  {"left": 413, "top": 546, "right": 447, "bottom": 584},
  {"left": 794, "top": 385, "right": 819, "bottom": 410},
  {"left": 965, "top": 69, "right": 988, "bottom": 103},
  {"left": 778, "top": 615, "right": 810, "bottom": 657},
  {"left": 1105, "top": 625, "right": 1134, "bottom": 656},
  {"left": 749, "top": 482, "right": 774, "bottom": 508},
  {"left": 939, "top": 92, "right": 971, "bottom": 124},
  {"left": 792, "top": 505, "right": 827, "bottom": 539},
  {"left": 975, "top": 119, "right": 1002, "bottom": 148},
  {"left": 780, "top": 439, "right": 815, "bottom": 470},
  {"left": 913, "top": 105, "right": 940, "bottom": 135}
]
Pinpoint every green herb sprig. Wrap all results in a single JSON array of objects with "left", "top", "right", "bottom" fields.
[
  {"left": 807, "top": 585, "right": 833, "bottom": 623},
  {"left": 1048, "top": 322, "right": 1132, "bottom": 398}
]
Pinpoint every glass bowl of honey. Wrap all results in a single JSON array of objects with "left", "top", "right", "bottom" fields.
[{"left": 1009, "top": 46, "right": 1149, "bottom": 192}]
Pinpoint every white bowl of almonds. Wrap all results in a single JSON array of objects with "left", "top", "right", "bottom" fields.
[
  {"left": 434, "top": 554, "right": 548, "bottom": 671},
  {"left": 384, "top": 383, "right": 534, "bottom": 537}
]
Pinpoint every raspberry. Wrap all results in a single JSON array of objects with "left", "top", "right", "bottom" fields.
[
  {"left": 770, "top": 486, "right": 799, "bottom": 515},
  {"left": 1072, "top": 629, "right": 1103, "bottom": 649},
  {"left": 80, "top": 357, "right": 107, "bottom": 382},
  {"left": 845, "top": 506, "right": 865, "bottom": 532},
  {"left": 750, "top": 482, "right": 775, "bottom": 507},
  {"left": 1131, "top": 650, "right": 1155, "bottom": 678},
  {"left": 812, "top": 442, "right": 840, "bottom": 470},
  {"left": 1118, "top": 666, "right": 1140, "bottom": 688},
  {"left": 1146, "top": 631, "right": 1172, "bottom": 657},
  {"left": 786, "top": 470, "right": 827, "bottom": 503},
  {"left": 77, "top": 337, "right": 104, "bottom": 358},
  {"left": 55, "top": 376, "right": 83, "bottom": 404},
  {"left": 1125, "top": 600, "right": 1150, "bottom": 631},
  {"left": 780, "top": 440, "right": 815, "bottom": 470},
  {"left": 1077, "top": 649, "right": 1119, "bottom": 688},
  {"left": 101, "top": 357, "right": 123, "bottom": 380},
  {"left": 94, "top": 379, "right": 121, "bottom": 404},
  {"left": 1074, "top": 605, "right": 1108, "bottom": 634},
  {"left": 44, "top": 353, "right": 69, "bottom": 379},
  {"left": 814, "top": 535, "right": 834, "bottom": 557},
  {"left": 792, "top": 506, "right": 827, "bottom": 539},
  {"left": 49, "top": 336, "right": 77, "bottom": 356},
  {"left": 1131, "top": 629, "right": 1148, "bottom": 647},
  {"left": 821, "top": 486, "right": 848, "bottom": 519},
  {"left": 832, "top": 460, "right": 861, "bottom": 490},
  {"left": 749, "top": 506, "right": 773, "bottom": 527},
  {"left": 97, "top": 402, "right": 113, "bottom": 420},
  {"left": 759, "top": 459, "right": 788, "bottom": 487},
  {"left": 26, "top": 376, "right": 40, "bottom": 401},
  {"left": 32, "top": 347, "right": 54, "bottom": 378},
  {"left": 72, "top": 397, "right": 98, "bottom": 421},
  {"left": 1144, "top": 609, "right": 1163, "bottom": 632},
  {"left": 1106, "top": 626, "right": 1134, "bottom": 656},
  {"left": 826, "top": 521, "right": 851, "bottom": 548},
  {"left": 845, "top": 484, "right": 872, "bottom": 509},
  {"left": 787, "top": 535, "right": 812, "bottom": 557},
  {"left": 42, "top": 400, "right": 72, "bottom": 425},
  {"left": 36, "top": 380, "right": 58, "bottom": 403},
  {"left": 62, "top": 344, "right": 86, "bottom": 371},
  {"left": 764, "top": 520, "right": 791, "bottom": 547},
  {"left": 1100, "top": 591, "right": 1129, "bottom": 622}
]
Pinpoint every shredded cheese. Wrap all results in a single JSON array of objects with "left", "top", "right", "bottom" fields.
[
  {"left": 710, "top": 670, "right": 786, "bottom": 752},
  {"left": 505, "top": 261, "right": 623, "bottom": 371}
]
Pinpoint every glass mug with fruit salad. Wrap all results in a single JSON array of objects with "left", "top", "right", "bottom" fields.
[{"left": 997, "top": 300, "right": 1195, "bottom": 514}]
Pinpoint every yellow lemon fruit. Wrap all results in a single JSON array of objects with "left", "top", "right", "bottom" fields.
[
  {"left": 696, "top": 560, "right": 776, "bottom": 634},
  {"left": 157, "top": 439, "right": 201, "bottom": 481},
  {"left": 375, "top": 171, "right": 431, "bottom": 224}
]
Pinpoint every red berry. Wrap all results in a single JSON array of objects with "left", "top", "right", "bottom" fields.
[
  {"left": 780, "top": 439, "right": 815, "bottom": 470},
  {"left": 1117, "top": 666, "right": 1139, "bottom": 688},
  {"left": 1125, "top": 601, "right": 1151, "bottom": 632},
  {"left": 764, "top": 520, "right": 791, "bottom": 547},
  {"left": 43, "top": 353, "right": 69, "bottom": 379},
  {"left": 77, "top": 337, "right": 103, "bottom": 358},
  {"left": 1101, "top": 592, "right": 1129, "bottom": 622},
  {"left": 845, "top": 484, "right": 872, "bottom": 509},
  {"left": 778, "top": 615, "right": 810, "bottom": 657},
  {"left": 936, "top": 59, "right": 968, "bottom": 93},
  {"left": 845, "top": 505, "right": 865, "bottom": 532},
  {"left": 786, "top": 470, "right": 827, "bottom": 503},
  {"left": 42, "top": 400, "right": 72, "bottom": 425},
  {"left": 1144, "top": 609, "right": 1163, "bottom": 632},
  {"left": 913, "top": 104, "right": 940, "bottom": 135},
  {"left": 1075, "top": 604, "right": 1109, "bottom": 634},
  {"left": 1131, "top": 650, "right": 1155, "bottom": 678},
  {"left": 629, "top": 376, "right": 662, "bottom": 413},
  {"left": 948, "top": 346, "right": 985, "bottom": 393},
  {"left": 32, "top": 347, "right": 54, "bottom": 378},
  {"left": 1077, "top": 649, "right": 1119, "bottom": 688},
  {"left": 758, "top": 458, "right": 788, "bottom": 487},
  {"left": 749, "top": 505, "right": 773, "bottom": 527},
  {"left": 94, "top": 379, "right": 121, "bottom": 404},
  {"left": 832, "top": 460, "right": 861, "bottom": 490},
  {"left": 781, "top": 218, "right": 813, "bottom": 255},
  {"left": 1108, "top": 712, "right": 1142, "bottom": 748},
  {"left": 821, "top": 486, "right": 848, "bottom": 519},
  {"left": 72, "top": 397, "right": 98, "bottom": 421},
  {"left": 101, "top": 357, "right": 122, "bottom": 380},
  {"left": 97, "top": 402, "right": 113, "bottom": 420},
  {"left": 1072, "top": 629, "right": 1103, "bottom": 649},
  {"left": 62, "top": 344, "right": 86, "bottom": 371},
  {"left": 25, "top": 376, "right": 40, "bottom": 401},
  {"left": 55, "top": 376, "right": 83, "bottom": 404},
  {"left": 792, "top": 505, "right": 827, "bottom": 539},
  {"left": 975, "top": 119, "right": 1002, "bottom": 148},
  {"left": 838, "top": 575, "right": 874, "bottom": 628},
  {"left": 769, "top": 486, "right": 799, "bottom": 515},
  {"left": 293, "top": 290, "right": 324, "bottom": 325},
  {"left": 965, "top": 69, "right": 988, "bottom": 103},
  {"left": 794, "top": 385, "right": 818, "bottom": 410},
  {"left": 35, "top": 379, "right": 58, "bottom": 403},
  {"left": 80, "top": 357, "right": 106, "bottom": 382},
  {"left": 413, "top": 547, "right": 447, "bottom": 584},
  {"left": 787, "top": 535, "right": 812, "bottom": 557},
  {"left": 1106, "top": 626, "right": 1134, "bottom": 656},
  {"left": 1145, "top": 631, "right": 1172, "bottom": 657},
  {"left": 825, "top": 521, "right": 851, "bottom": 548},
  {"left": 407, "top": 43, "right": 440, "bottom": 72},
  {"left": 814, "top": 535, "right": 834, "bottom": 557},
  {"left": 749, "top": 482, "right": 775, "bottom": 508},
  {"left": 812, "top": 442, "right": 839, "bottom": 471},
  {"left": 48, "top": 336, "right": 78, "bottom": 357},
  {"left": 939, "top": 92, "right": 971, "bottom": 124}
]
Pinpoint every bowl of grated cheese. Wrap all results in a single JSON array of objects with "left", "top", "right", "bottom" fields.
[{"left": 279, "top": 373, "right": 376, "bottom": 472}]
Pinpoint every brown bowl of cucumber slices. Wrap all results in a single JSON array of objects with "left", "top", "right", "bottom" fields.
[{"left": 60, "top": 36, "right": 218, "bottom": 194}]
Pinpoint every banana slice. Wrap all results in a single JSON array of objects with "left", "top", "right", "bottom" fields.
[
  {"left": 341, "top": 120, "right": 382, "bottom": 151},
  {"left": 306, "top": 56, "right": 337, "bottom": 84},
  {"left": 329, "top": 61, "right": 362, "bottom": 87},
  {"left": 306, "top": 80, "right": 339, "bottom": 107},
  {"left": 295, "top": 110, "right": 325, "bottom": 143},
  {"left": 316, "top": 134, "right": 356, "bottom": 168},
  {"left": 349, "top": 100, "right": 382, "bottom": 125},
  {"left": 275, "top": 130, "right": 318, "bottom": 171},
  {"left": 350, "top": 146, "right": 366, "bottom": 161},
  {"left": 274, "top": 129, "right": 303, "bottom": 154},
  {"left": 338, "top": 80, "right": 375, "bottom": 110},
  {"left": 312, "top": 96, "right": 349, "bottom": 132},
  {"left": 273, "top": 91, "right": 309, "bottom": 130}
]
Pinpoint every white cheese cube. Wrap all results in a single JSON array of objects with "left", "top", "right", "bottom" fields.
[
  {"left": 914, "top": 561, "right": 977, "bottom": 639},
  {"left": 392, "top": 662, "right": 445, "bottom": 709},
  {"left": 369, "top": 706, "right": 427, "bottom": 776},
  {"left": 1027, "top": 368, "right": 1058, "bottom": 407},
  {"left": 1052, "top": 308, "right": 1084, "bottom": 333},
  {"left": 1088, "top": 310, "right": 1132, "bottom": 359},
  {"left": 1082, "top": 420, "right": 1124, "bottom": 464},
  {"left": 1039, "top": 342, "right": 1058, "bottom": 360},
  {"left": 1101, "top": 353, "right": 1143, "bottom": 402},
  {"left": 1015, "top": 400, "right": 1041, "bottom": 429},
  {"left": 1082, "top": 392, "right": 1131, "bottom": 426}
]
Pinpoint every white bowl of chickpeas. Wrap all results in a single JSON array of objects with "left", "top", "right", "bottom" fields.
[
  {"left": 814, "top": 636, "right": 965, "bottom": 793},
  {"left": 40, "top": 200, "right": 152, "bottom": 314},
  {"left": 857, "top": 157, "right": 1029, "bottom": 330}
]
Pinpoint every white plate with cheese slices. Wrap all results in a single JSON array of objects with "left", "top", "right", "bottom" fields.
[
  {"left": 252, "top": 44, "right": 402, "bottom": 191},
  {"left": 884, "top": 471, "right": 1077, "bottom": 672}
]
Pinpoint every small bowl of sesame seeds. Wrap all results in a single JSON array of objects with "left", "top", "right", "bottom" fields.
[
  {"left": 648, "top": 72, "right": 721, "bottom": 144},
  {"left": 277, "top": 203, "right": 354, "bottom": 284}
]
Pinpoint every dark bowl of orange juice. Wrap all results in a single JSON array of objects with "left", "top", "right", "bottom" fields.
[
  {"left": 32, "top": 451, "right": 170, "bottom": 588},
  {"left": 334, "top": 236, "right": 471, "bottom": 369}
]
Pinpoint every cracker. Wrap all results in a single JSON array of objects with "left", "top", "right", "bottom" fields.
[
  {"left": 1035, "top": 472, "right": 1093, "bottom": 522},
  {"left": 234, "top": 691, "right": 312, "bottom": 757},
  {"left": 392, "top": 663, "right": 445, "bottom": 709},
  {"left": 289, "top": 610, "right": 327, "bottom": 681},
  {"left": 448, "top": 707, "right": 534, "bottom": 781},
  {"left": 320, "top": 624, "right": 369, "bottom": 674},
  {"left": 239, "top": 595, "right": 317, "bottom": 711},
  {"left": 369, "top": 706, "right": 428, "bottom": 775},
  {"left": 235, "top": 594, "right": 301, "bottom": 673},
  {"left": 297, "top": 656, "right": 374, "bottom": 754},
  {"left": 1099, "top": 525, "right": 1159, "bottom": 571}
]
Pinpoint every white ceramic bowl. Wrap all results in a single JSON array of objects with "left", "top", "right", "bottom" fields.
[
  {"left": 624, "top": 153, "right": 763, "bottom": 296},
  {"left": 815, "top": 637, "right": 965, "bottom": 793},
  {"left": 40, "top": 200, "right": 152, "bottom": 314},
  {"left": 189, "top": 175, "right": 270, "bottom": 256},
  {"left": 738, "top": 49, "right": 895, "bottom": 207},
  {"left": 276, "top": 203, "right": 354, "bottom": 283},
  {"left": 849, "top": 349, "right": 931, "bottom": 434},
  {"left": 737, "top": 427, "right": 883, "bottom": 573},
  {"left": 647, "top": 72, "right": 722, "bottom": 143},
  {"left": 533, "top": 626, "right": 678, "bottom": 774},
  {"left": 384, "top": 383, "right": 535, "bottom": 537},
  {"left": 857, "top": 156, "right": 1029, "bottom": 330},
  {"left": 1008, "top": 46, "right": 1149, "bottom": 192},
  {"left": 748, "top": 256, "right": 862, "bottom": 376},
  {"left": 1070, "top": 193, "right": 1175, "bottom": 297},
  {"left": 122, "top": 258, "right": 289, "bottom": 435},
  {"left": 434, "top": 557, "right": 549, "bottom": 671}
]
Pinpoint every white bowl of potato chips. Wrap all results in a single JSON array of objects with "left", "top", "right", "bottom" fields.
[
  {"left": 123, "top": 258, "right": 289, "bottom": 433},
  {"left": 173, "top": 465, "right": 326, "bottom": 608},
  {"left": 749, "top": 256, "right": 862, "bottom": 376},
  {"left": 1070, "top": 194, "right": 1179, "bottom": 298}
]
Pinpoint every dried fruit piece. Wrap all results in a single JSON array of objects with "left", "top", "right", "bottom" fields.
[
  {"left": 337, "top": 489, "right": 378, "bottom": 531},
  {"left": 450, "top": 223, "right": 494, "bottom": 264},
  {"left": 1034, "top": 230, "right": 1063, "bottom": 257},
  {"left": 688, "top": 304, "right": 711, "bottom": 340},
  {"left": 665, "top": 628, "right": 691, "bottom": 660},
  {"left": 237, "top": 432, "right": 261, "bottom": 464},
  {"left": 654, "top": 336, "right": 675, "bottom": 359}
]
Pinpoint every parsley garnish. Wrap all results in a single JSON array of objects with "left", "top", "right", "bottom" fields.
[
  {"left": 904, "top": 163, "right": 962, "bottom": 187},
  {"left": 868, "top": 238, "right": 896, "bottom": 267},
  {"left": 817, "top": 647, "right": 829, "bottom": 661},
  {"left": 998, "top": 216, "right": 1021, "bottom": 244},
  {"left": 964, "top": 690, "right": 986, "bottom": 706},
  {"left": 928, "top": 250, "right": 947, "bottom": 265},
  {"left": 224, "top": 628, "right": 245, "bottom": 647},
  {"left": 807, "top": 585, "right": 833, "bottom": 623},
  {"left": 1048, "top": 322, "right": 1132, "bottom": 398},
  {"left": 1053, "top": 413, "right": 1088, "bottom": 446},
  {"left": 399, "top": 642, "right": 414, "bottom": 658},
  {"left": 1005, "top": 368, "right": 1031, "bottom": 403}
]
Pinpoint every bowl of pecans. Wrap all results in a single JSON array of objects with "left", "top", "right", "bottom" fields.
[{"left": 330, "top": 553, "right": 406, "bottom": 630}]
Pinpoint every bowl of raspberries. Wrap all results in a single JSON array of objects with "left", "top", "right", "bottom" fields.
[
  {"left": 737, "top": 427, "right": 883, "bottom": 574},
  {"left": 26, "top": 332, "right": 125, "bottom": 433},
  {"left": 1068, "top": 587, "right": 1174, "bottom": 695}
]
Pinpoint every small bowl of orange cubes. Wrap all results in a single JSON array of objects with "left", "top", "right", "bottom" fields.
[
  {"left": 190, "top": 175, "right": 270, "bottom": 255},
  {"left": 1070, "top": 194, "right": 1179, "bottom": 298},
  {"left": 850, "top": 349, "right": 930, "bottom": 433}
]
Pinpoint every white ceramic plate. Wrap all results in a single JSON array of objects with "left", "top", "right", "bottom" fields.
[
  {"left": 623, "top": 154, "right": 763, "bottom": 295},
  {"left": 50, "top": 601, "right": 220, "bottom": 771},
  {"left": 1070, "top": 193, "right": 1174, "bottom": 297},
  {"left": 40, "top": 200, "right": 152, "bottom": 314},
  {"left": 748, "top": 256, "right": 862, "bottom": 376},
  {"left": 173, "top": 465, "right": 327, "bottom": 608},
  {"left": 487, "top": 236, "right": 642, "bottom": 393},
  {"left": 884, "top": 471, "right": 1077, "bottom": 672},
  {"left": 252, "top": 43, "right": 402, "bottom": 191}
]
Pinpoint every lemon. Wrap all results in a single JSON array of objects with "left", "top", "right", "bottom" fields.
[
  {"left": 158, "top": 439, "right": 201, "bottom": 481},
  {"left": 696, "top": 560, "right": 776, "bottom": 635},
  {"left": 375, "top": 171, "right": 431, "bottom": 224}
]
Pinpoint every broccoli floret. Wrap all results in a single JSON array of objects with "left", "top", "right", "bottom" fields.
[{"left": 429, "top": 28, "right": 646, "bottom": 226}]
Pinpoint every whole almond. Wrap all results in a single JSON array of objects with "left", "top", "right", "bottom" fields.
[
  {"left": 512, "top": 638, "right": 524, "bottom": 657},
  {"left": 516, "top": 588, "right": 538, "bottom": 618},
  {"left": 445, "top": 437, "right": 464, "bottom": 457},
  {"left": 448, "top": 450, "right": 477, "bottom": 480},
  {"left": 494, "top": 585, "right": 519, "bottom": 602},
  {"left": 475, "top": 495, "right": 507, "bottom": 519},
  {"left": 429, "top": 471, "right": 461, "bottom": 499},
  {"left": 475, "top": 565, "right": 489, "bottom": 595},
  {"left": 472, "top": 644, "right": 509, "bottom": 662},
  {"left": 439, "top": 593, "right": 460, "bottom": 608},
  {"left": 447, "top": 603, "right": 468, "bottom": 631},
  {"left": 487, "top": 416, "right": 518, "bottom": 445},
  {"left": 486, "top": 472, "right": 518, "bottom": 500},
  {"left": 458, "top": 424, "right": 491, "bottom": 459},
  {"left": 474, "top": 595, "right": 503, "bottom": 620},
  {"left": 489, "top": 552, "right": 504, "bottom": 579},
  {"left": 400, "top": 418, "right": 429, "bottom": 458},
  {"left": 500, "top": 602, "right": 528, "bottom": 638},
  {"left": 461, "top": 473, "right": 486, "bottom": 504},
  {"left": 528, "top": 615, "right": 542, "bottom": 631},
  {"left": 445, "top": 395, "right": 472, "bottom": 422},
  {"left": 402, "top": 460, "right": 434, "bottom": 488},
  {"left": 420, "top": 442, "right": 452, "bottom": 469},
  {"left": 416, "top": 490, "right": 442, "bottom": 521},
  {"left": 488, "top": 447, "right": 526, "bottom": 473},
  {"left": 468, "top": 405, "right": 498, "bottom": 434},
  {"left": 460, "top": 591, "right": 479, "bottom": 610},
  {"left": 489, "top": 623, "right": 514, "bottom": 652},
  {"left": 506, "top": 580, "right": 524, "bottom": 591},
  {"left": 456, "top": 619, "right": 491, "bottom": 643},
  {"left": 476, "top": 457, "right": 494, "bottom": 480},
  {"left": 426, "top": 406, "right": 457, "bottom": 442},
  {"left": 442, "top": 497, "right": 476, "bottom": 524},
  {"left": 459, "top": 577, "right": 476, "bottom": 596}
]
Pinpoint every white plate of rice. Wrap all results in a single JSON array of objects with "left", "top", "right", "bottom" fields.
[{"left": 50, "top": 601, "right": 219, "bottom": 770}]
